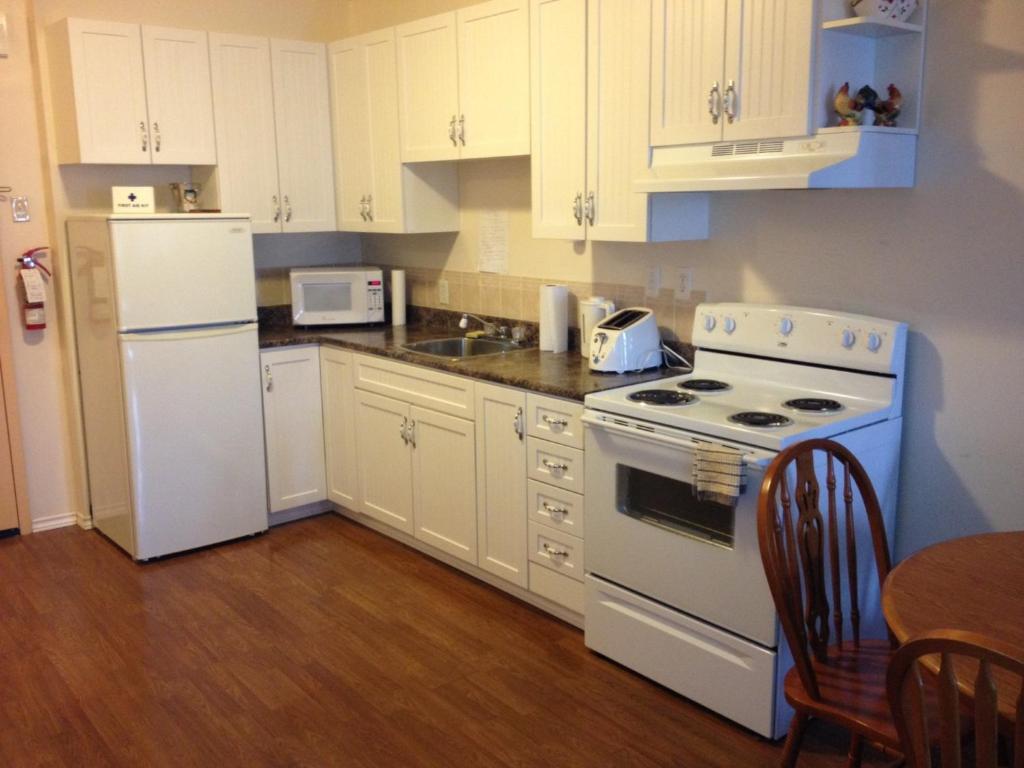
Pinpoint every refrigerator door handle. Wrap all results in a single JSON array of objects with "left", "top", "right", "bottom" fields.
[{"left": 119, "top": 322, "right": 258, "bottom": 341}]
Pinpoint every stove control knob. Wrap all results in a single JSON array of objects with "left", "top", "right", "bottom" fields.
[
  {"left": 723, "top": 316, "right": 737, "bottom": 334},
  {"left": 703, "top": 314, "right": 716, "bottom": 332},
  {"left": 779, "top": 317, "right": 794, "bottom": 336},
  {"left": 841, "top": 329, "right": 857, "bottom": 349},
  {"left": 867, "top": 332, "right": 883, "bottom": 352}
]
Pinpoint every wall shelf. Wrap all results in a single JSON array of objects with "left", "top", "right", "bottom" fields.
[
  {"left": 822, "top": 17, "right": 924, "bottom": 38},
  {"left": 818, "top": 124, "right": 918, "bottom": 135}
]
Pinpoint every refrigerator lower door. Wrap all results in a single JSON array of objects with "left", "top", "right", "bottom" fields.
[{"left": 119, "top": 323, "right": 267, "bottom": 559}]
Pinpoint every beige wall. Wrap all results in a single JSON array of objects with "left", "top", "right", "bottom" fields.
[{"left": 345, "top": 1, "right": 1024, "bottom": 559}]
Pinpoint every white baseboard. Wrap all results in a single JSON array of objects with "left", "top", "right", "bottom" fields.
[
  {"left": 76, "top": 510, "right": 93, "bottom": 530},
  {"left": 32, "top": 512, "right": 79, "bottom": 533}
]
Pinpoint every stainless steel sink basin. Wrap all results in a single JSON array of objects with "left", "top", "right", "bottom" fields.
[{"left": 401, "top": 337, "right": 527, "bottom": 359}]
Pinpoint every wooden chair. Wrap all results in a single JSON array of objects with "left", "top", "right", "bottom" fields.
[
  {"left": 757, "top": 438, "right": 899, "bottom": 767},
  {"left": 887, "top": 629, "right": 1024, "bottom": 768}
]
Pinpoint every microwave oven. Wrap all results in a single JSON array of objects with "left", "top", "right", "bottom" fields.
[{"left": 290, "top": 267, "right": 385, "bottom": 325}]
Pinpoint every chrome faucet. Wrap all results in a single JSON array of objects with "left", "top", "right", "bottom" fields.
[{"left": 459, "top": 313, "right": 505, "bottom": 339}]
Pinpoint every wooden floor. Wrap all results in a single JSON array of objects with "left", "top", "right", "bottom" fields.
[{"left": 1, "top": 514, "right": 896, "bottom": 767}]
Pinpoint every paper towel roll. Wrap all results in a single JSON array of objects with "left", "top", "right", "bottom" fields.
[
  {"left": 391, "top": 269, "right": 406, "bottom": 327},
  {"left": 539, "top": 284, "right": 568, "bottom": 353}
]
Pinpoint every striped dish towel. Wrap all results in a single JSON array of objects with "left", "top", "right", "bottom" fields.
[{"left": 693, "top": 442, "right": 747, "bottom": 505}]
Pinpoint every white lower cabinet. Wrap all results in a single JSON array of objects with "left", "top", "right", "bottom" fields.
[
  {"left": 354, "top": 389, "right": 415, "bottom": 533},
  {"left": 320, "top": 347, "right": 360, "bottom": 510},
  {"left": 260, "top": 346, "right": 326, "bottom": 513}
]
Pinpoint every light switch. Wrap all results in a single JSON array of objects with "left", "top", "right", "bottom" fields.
[
  {"left": 0, "top": 13, "right": 9, "bottom": 59},
  {"left": 12, "top": 196, "right": 30, "bottom": 222}
]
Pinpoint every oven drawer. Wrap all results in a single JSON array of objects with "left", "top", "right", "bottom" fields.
[
  {"left": 527, "top": 480, "right": 584, "bottom": 538},
  {"left": 526, "top": 394, "right": 584, "bottom": 449},
  {"left": 528, "top": 521, "right": 585, "bottom": 582},
  {"left": 585, "top": 575, "right": 781, "bottom": 738},
  {"left": 529, "top": 563, "right": 584, "bottom": 614},
  {"left": 526, "top": 437, "right": 584, "bottom": 494}
]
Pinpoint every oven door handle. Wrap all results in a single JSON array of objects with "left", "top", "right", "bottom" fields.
[{"left": 581, "top": 413, "right": 773, "bottom": 469}]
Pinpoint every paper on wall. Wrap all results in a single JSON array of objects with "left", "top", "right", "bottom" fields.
[{"left": 478, "top": 209, "right": 509, "bottom": 274}]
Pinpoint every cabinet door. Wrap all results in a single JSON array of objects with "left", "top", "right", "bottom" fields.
[
  {"left": 140, "top": 26, "right": 216, "bottom": 165},
  {"left": 320, "top": 347, "right": 360, "bottom": 510},
  {"left": 364, "top": 29, "right": 406, "bottom": 232},
  {"left": 329, "top": 36, "right": 374, "bottom": 232},
  {"left": 396, "top": 13, "right": 460, "bottom": 162},
  {"left": 530, "top": 0, "right": 587, "bottom": 239},
  {"left": 456, "top": 0, "right": 530, "bottom": 159},
  {"left": 62, "top": 18, "right": 150, "bottom": 164},
  {"left": 411, "top": 405, "right": 478, "bottom": 564},
  {"left": 475, "top": 384, "right": 527, "bottom": 587},
  {"left": 261, "top": 347, "right": 326, "bottom": 514},
  {"left": 355, "top": 390, "right": 414, "bottom": 534},
  {"left": 722, "top": 0, "right": 813, "bottom": 141},
  {"left": 271, "top": 39, "right": 337, "bottom": 232},
  {"left": 650, "top": 0, "right": 727, "bottom": 147},
  {"left": 586, "top": 0, "right": 654, "bottom": 242},
  {"left": 209, "top": 34, "right": 282, "bottom": 233}
]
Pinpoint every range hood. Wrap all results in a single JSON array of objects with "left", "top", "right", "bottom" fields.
[{"left": 634, "top": 129, "right": 917, "bottom": 192}]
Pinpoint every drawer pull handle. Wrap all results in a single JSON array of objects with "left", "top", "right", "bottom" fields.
[
  {"left": 542, "top": 459, "right": 569, "bottom": 473},
  {"left": 542, "top": 543, "right": 569, "bottom": 559},
  {"left": 542, "top": 415, "right": 569, "bottom": 428},
  {"left": 542, "top": 502, "right": 569, "bottom": 519}
]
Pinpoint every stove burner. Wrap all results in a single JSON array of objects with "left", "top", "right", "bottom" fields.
[
  {"left": 628, "top": 390, "right": 698, "bottom": 406},
  {"left": 678, "top": 378, "right": 731, "bottom": 392},
  {"left": 784, "top": 398, "right": 844, "bottom": 413},
  {"left": 728, "top": 411, "right": 793, "bottom": 428}
]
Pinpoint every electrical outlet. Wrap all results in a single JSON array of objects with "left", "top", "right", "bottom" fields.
[
  {"left": 438, "top": 278, "right": 450, "bottom": 306},
  {"left": 645, "top": 265, "right": 661, "bottom": 298},
  {"left": 675, "top": 267, "right": 694, "bottom": 301}
]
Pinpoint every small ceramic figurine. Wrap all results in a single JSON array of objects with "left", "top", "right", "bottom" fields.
[
  {"left": 834, "top": 82, "right": 863, "bottom": 126},
  {"left": 873, "top": 83, "right": 903, "bottom": 127},
  {"left": 855, "top": 84, "right": 879, "bottom": 113}
]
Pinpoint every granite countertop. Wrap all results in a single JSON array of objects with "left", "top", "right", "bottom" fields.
[{"left": 259, "top": 322, "right": 676, "bottom": 401}]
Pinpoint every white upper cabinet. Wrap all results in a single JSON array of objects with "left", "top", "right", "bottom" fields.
[
  {"left": 652, "top": 0, "right": 814, "bottom": 146},
  {"left": 50, "top": 18, "right": 214, "bottom": 165},
  {"left": 397, "top": 0, "right": 529, "bottom": 162}
]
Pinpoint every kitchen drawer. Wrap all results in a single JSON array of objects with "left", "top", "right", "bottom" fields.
[
  {"left": 526, "top": 393, "right": 584, "bottom": 449},
  {"left": 529, "top": 563, "right": 584, "bottom": 614},
  {"left": 353, "top": 353, "right": 474, "bottom": 419},
  {"left": 526, "top": 437, "right": 584, "bottom": 494},
  {"left": 528, "top": 520, "right": 585, "bottom": 582},
  {"left": 527, "top": 479, "right": 584, "bottom": 539}
]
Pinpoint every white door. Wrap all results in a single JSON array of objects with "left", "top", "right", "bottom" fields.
[
  {"left": 120, "top": 324, "right": 267, "bottom": 559},
  {"left": 475, "top": 384, "right": 527, "bottom": 587},
  {"left": 271, "top": 39, "right": 337, "bottom": 232},
  {"left": 320, "top": 347, "right": 360, "bottom": 510},
  {"left": 396, "top": 12, "right": 460, "bottom": 162},
  {"left": 209, "top": 33, "right": 282, "bottom": 233},
  {"left": 109, "top": 218, "right": 256, "bottom": 331},
  {"left": 722, "top": 0, "right": 813, "bottom": 142},
  {"left": 140, "top": 25, "right": 217, "bottom": 165},
  {"left": 363, "top": 29, "right": 406, "bottom": 232},
  {"left": 530, "top": 0, "right": 588, "bottom": 239},
  {"left": 355, "top": 390, "right": 414, "bottom": 533},
  {"left": 329, "top": 35, "right": 374, "bottom": 232},
  {"left": 261, "top": 346, "right": 326, "bottom": 514},
  {"left": 585, "top": 0, "right": 654, "bottom": 243},
  {"left": 411, "top": 405, "right": 478, "bottom": 564},
  {"left": 65, "top": 18, "right": 151, "bottom": 164},
  {"left": 650, "top": 0, "right": 728, "bottom": 147},
  {"left": 456, "top": 0, "right": 530, "bottom": 159}
]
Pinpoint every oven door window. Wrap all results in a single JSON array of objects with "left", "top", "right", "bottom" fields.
[
  {"left": 304, "top": 282, "right": 352, "bottom": 313},
  {"left": 616, "top": 464, "right": 736, "bottom": 548}
]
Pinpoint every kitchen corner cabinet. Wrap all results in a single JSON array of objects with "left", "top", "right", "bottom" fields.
[
  {"left": 530, "top": 0, "right": 709, "bottom": 242},
  {"left": 650, "top": 0, "right": 814, "bottom": 147},
  {"left": 320, "top": 347, "right": 359, "bottom": 510},
  {"left": 475, "top": 383, "right": 528, "bottom": 588},
  {"left": 260, "top": 346, "right": 326, "bottom": 513},
  {"left": 49, "top": 18, "right": 216, "bottom": 165},
  {"left": 396, "top": 0, "right": 530, "bottom": 162},
  {"left": 208, "top": 35, "right": 336, "bottom": 233},
  {"left": 328, "top": 31, "right": 459, "bottom": 234}
]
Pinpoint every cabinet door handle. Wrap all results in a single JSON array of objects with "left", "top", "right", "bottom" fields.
[
  {"left": 572, "top": 192, "right": 583, "bottom": 226},
  {"left": 264, "top": 364, "right": 273, "bottom": 392},
  {"left": 457, "top": 114, "right": 465, "bottom": 146},
  {"left": 542, "top": 459, "right": 568, "bottom": 473},
  {"left": 542, "top": 542, "right": 569, "bottom": 559},
  {"left": 724, "top": 80, "right": 738, "bottom": 123},
  {"left": 408, "top": 419, "right": 416, "bottom": 448},
  {"left": 542, "top": 415, "right": 569, "bottom": 428},
  {"left": 542, "top": 502, "right": 568, "bottom": 520},
  {"left": 584, "top": 191, "right": 595, "bottom": 226},
  {"left": 140, "top": 121, "right": 148, "bottom": 152},
  {"left": 152, "top": 122, "right": 161, "bottom": 152},
  {"left": 359, "top": 196, "right": 368, "bottom": 221},
  {"left": 273, "top": 195, "right": 281, "bottom": 223},
  {"left": 366, "top": 194, "right": 373, "bottom": 222},
  {"left": 708, "top": 81, "right": 722, "bottom": 124},
  {"left": 513, "top": 406, "right": 524, "bottom": 440},
  {"left": 448, "top": 115, "right": 458, "bottom": 146},
  {"left": 283, "top": 195, "right": 292, "bottom": 222},
  {"left": 400, "top": 416, "right": 409, "bottom": 444}
]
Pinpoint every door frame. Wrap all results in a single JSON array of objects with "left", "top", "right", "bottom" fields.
[{"left": 0, "top": 264, "right": 32, "bottom": 534}]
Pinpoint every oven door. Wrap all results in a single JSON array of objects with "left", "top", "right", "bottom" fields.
[
  {"left": 292, "top": 276, "right": 370, "bottom": 325},
  {"left": 583, "top": 412, "right": 778, "bottom": 647}
]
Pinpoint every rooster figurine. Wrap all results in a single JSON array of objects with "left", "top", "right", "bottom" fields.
[
  {"left": 834, "top": 82, "right": 862, "bottom": 126},
  {"left": 874, "top": 83, "right": 903, "bottom": 127}
]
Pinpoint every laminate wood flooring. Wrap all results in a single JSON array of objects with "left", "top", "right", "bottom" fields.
[{"left": 0, "top": 514, "right": 897, "bottom": 767}]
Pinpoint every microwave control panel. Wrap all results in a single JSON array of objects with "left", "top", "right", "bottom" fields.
[{"left": 368, "top": 282, "right": 384, "bottom": 321}]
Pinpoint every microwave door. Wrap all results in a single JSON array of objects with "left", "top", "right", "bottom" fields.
[{"left": 297, "top": 279, "right": 363, "bottom": 324}]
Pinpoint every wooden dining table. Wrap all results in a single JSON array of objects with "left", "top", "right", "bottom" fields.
[{"left": 882, "top": 531, "right": 1024, "bottom": 718}]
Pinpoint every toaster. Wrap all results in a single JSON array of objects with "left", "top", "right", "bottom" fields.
[{"left": 589, "top": 308, "right": 662, "bottom": 373}]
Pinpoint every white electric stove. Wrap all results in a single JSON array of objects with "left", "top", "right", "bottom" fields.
[{"left": 582, "top": 303, "right": 908, "bottom": 739}]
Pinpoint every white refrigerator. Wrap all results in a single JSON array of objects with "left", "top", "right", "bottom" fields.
[{"left": 68, "top": 214, "right": 268, "bottom": 559}]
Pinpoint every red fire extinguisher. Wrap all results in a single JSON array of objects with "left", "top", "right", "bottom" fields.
[{"left": 16, "top": 247, "right": 51, "bottom": 331}]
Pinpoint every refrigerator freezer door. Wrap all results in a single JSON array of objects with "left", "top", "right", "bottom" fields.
[
  {"left": 110, "top": 217, "right": 257, "bottom": 331},
  {"left": 120, "top": 323, "right": 267, "bottom": 559}
]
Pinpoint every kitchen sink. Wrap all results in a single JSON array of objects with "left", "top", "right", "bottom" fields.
[{"left": 400, "top": 337, "right": 529, "bottom": 359}]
